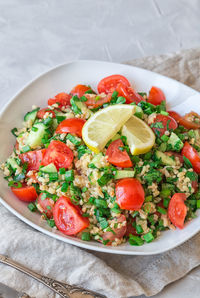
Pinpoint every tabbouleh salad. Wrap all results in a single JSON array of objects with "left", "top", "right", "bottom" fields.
[{"left": 1, "top": 74, "right": 200, "bottom": 247}]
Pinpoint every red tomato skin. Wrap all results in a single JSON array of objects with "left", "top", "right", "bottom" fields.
[
  {"left": 11, "top": 185, "right": 38, "bottom": 202},
  {"left": 37, "top": 108, "right": 56, "bottom": 119},
  {"left": 38, "top": 193, "right": 54, "bottom": 218},
  {"left": 84, "top": 93, "right": 112, "bottom": 108},
  {"left": 168, "top": 193, "right": 187, "bottom": 229},
  {"left": 116, "top": 83, "right": 143, "bottom": 104},
  {"left": 168, "top": 110, "right": 200, "bottom": 130},
  {"left": 70, "top": 84, "right": 91, "bottom": 97},
  {"left": 20, "top": 149, "right": 46, "bottom": 171},
  {"left": 41, "top": 140, "right": 74, "bottom": 170},
  {"left": 106, "top": 139, "right": 133, "bottom": 168},
  {"left": 181, "top": 142, "right": 200, "bottom": 174},
  {"left": 56, "top": 118, "right": 86, "bottom": 137},
  {"left": 192, "top": 179, "right": 198, "bottom": 193},
  {"left": 148, "top": 86, "right": 166, "bottom": 106},
  {"left": 152, "top": 114, "right": 178, "bottom": 136},
  {"left": 125, "top": 217, "right": 137, "bottom": 237},
  {"left": 15, "top": 141, "right": 19, "bottom": 151},
  {"left": 101, "top": 215, "right": 127, "bottom": 245},
  {"left": 97, "top": 74, "right": 131, "bottom": 94},
  {"left": 116, "top": 178, "right": 145, "bottom": 210},
  {"left": 48, "top": 92, "right": 71, "bottom": 107},
  {"left": 53, "top": 196, "right": 89, "bottom": 236}
]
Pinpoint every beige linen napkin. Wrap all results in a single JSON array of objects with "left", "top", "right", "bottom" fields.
[{"left": 0, "top": 48, "right": 200, "bottom": 298}]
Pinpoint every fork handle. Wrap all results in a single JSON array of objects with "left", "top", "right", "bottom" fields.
[{"left": 0, "top": 254, "right": 106, "bottom": 298}]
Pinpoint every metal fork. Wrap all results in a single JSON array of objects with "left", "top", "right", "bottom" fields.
[{"left": 0, "top": 254, "right": 106, "bottom": 298}]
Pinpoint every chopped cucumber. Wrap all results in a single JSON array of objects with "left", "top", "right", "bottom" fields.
[
  {"left": 40, "top": 163, "right": 57, "bottom": 174},
  {"left": 156, "top": 151, "right": 176, "bottom": 166},
  {"left": 7, "top": 157, "right": 21, "bottom": 172},
  {"left": 168, "top": 132, "right": 183, "bottom": 151},
  {"left": 134, "top": 106, "right": 143, "bottom": 119},
  {"left": 52, "top": 118, "right": 59, "bottom": 130},
  {"left": 91, "top": 153, "right": 103, "bottom": 168},
  {"left": 114, "top": 170, "right": 135, "bottom": 179},
  {"left": 25, "top": 123, "right": 49, "bottom": 149},
  {"left": 24, "top": 108, "right": 39, "bottom": 123},
  {"left": 76, "top": 101, "right": 93, "bottom": 117}
]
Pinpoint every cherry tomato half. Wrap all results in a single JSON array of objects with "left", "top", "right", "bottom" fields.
[
  {"left": 37, "top": 108, "right": 56, "bottom": 119},
  {"left": 48, "top": 92, "right": 71, "bottom": 107},
  {"left": 152, "top": 114, "right": 178, "bottom": 136},
  {"left": 168, "top": 110, "right": 200, "bottom": 130},
  {"left": 20, "top": 149, "right": 46, "bottom": 171},
  {"left": 41, "top": 140, "right": 74, "bottom": 170},
  {"left": 53, "top": 196, "right": 89, "bottom": 235},
  {"left": 116, "top": 83, "right": 143, "bottom": 104},
  {"left": 106, "top": 139, "right": 132, "bottom": 168},
  {"left": 56, "top": 118, "right": 86, "bottom": 137},
  {"left": 101, "top": 215, "right": 127, "bottom": 245},
  {"left": 168, "top": 193, "right": 187, "bottom": 229},
  {"left": 181, "top": 141, "right": 200, "bottom": 174},
  {"left": 38, "top": 193, "right": 54, "bottom": 218},
  {"left": 84, "top": 93, "right": 112, "bottom": 108},
  {"left": 115, "top": 178, "right": 145, "bottom": 210},
  {"left": 97, "top": 74, "right": 130, "bottom": 94},
  {"left": 70, "top": 84, "right": 92, "bottom": 97},
  {"left": 11, "top": 185, "right": 38, "bottom": 202},
  {"left": 148, "top": 86, "right": 166, "bottom": 106}
]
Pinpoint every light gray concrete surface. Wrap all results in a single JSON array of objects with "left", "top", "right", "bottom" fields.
[{"left": 0, "top": 0, "right": 200, "bottom": 297}]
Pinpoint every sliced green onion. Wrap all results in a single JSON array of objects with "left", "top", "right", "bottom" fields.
[
  {"left": 47, "top": 219, "right": 55, "bottom": 228},
  {"left": 97, "top": 173, "right": 113, "bottom": 187},
  {"left": 8, "top": 181, "right": 22, "bottom": 188},
  {"left": 136, "top": 224, "right": 143, "bottom": 234},
  {"left": 61, "top": 182, "right": 69, "bottom": 192},
  {"left": 81, "top": 232, "right": 91, "bottom": 241},
  {"left": 157, "top": 206, "right": 167, "bottom": 214},
  {"left": 82, "top": 186, "right": 88, "bottom": 193},
  {"left": 161, "top": 135, "right": 169, "bottom": 142},
  {"left": 59, "top": 168, "right": 66, "bottom": 175},
  {"left": 56, "top": 116, "right": 66, "bottom": 123},
  {"left": 143, "top": 232, "right": 154, "bottom": 243},
  {"left": 65, "top": 170, "right": 74, "bottom": 182},
  {"left": 49, "top": 172, "right": 58, "bottom": 181},
  {"left": 28, "top": 203, "right": 37, "bottom": 212},
  {"left": 129, "top": 234, "right": 144, "bottom": 246},
  {"left": 99, "top": 217, "right": 109, "bottom": 229},
  {"left": 94, "top": 198, "right": 108, "bottom": 208},
  {"left": 31, "top": 126, "right": 38, "bottom": 132},
  {"left": 66, "top": 134, "right": 81, "bottom": 146},
  {"left": 11, "top": 127, "right": 18, "bottom": 137}
]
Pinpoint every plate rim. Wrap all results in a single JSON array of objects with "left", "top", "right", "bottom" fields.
[{"left": 0, "top": 59, "right": 199, "bottom": 255}]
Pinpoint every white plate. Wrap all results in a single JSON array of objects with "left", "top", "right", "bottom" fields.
[{"left": 0, "top": 60, "right": 200, "bottom": 255}]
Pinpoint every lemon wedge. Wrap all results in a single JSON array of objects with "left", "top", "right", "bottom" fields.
[
  {"left": 82, "top": 104, "right": 136, "bottom": 153},
  {"left": 122, "top": 115, "right": 155, "bottom": 155}
]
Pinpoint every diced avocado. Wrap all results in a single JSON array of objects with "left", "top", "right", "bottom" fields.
[
  {"left": 156, "top": 150, "right": 176, "bottom": 166},
  {"left": 25, "top": 123, "right": 49, "bottom": 149},
  {"left": 24, "top": 108, "right": 39, "bottom": 123},
  {"left": 111, "top": 133, "right": 121, "bottom": 142},
  {"left": 91, "top": 153, "right": 103, "bottom": 168},
  {"left": 114, "top": 170, "right": 135, "bottom": 179},
  {"left": 40, "top": 163, "right": 57, "bottom": 174},
  {"left": 7, "top": 157, "right": 21, "bottom": 172},
  {"left": 168, "top": 132, "right": 183, "bottom": 151}
]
